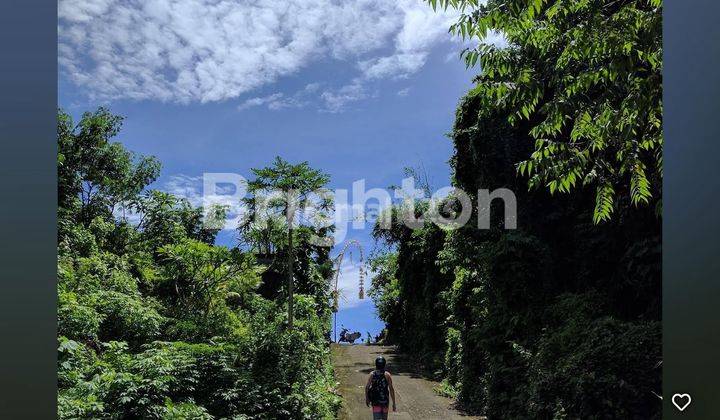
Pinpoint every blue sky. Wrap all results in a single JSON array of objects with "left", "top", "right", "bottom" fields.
[{"left": 58, "top": 0, "right": 491, "bottom": 339}]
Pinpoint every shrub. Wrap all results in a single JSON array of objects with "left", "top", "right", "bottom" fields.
[
  {"left": 58, "top": 291, "right": 103, "bottom": 340},
  {"left": 94, "top": 291, "right": 164, "bottom": 346}
]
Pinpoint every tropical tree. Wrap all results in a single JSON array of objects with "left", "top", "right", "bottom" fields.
[
  {"left": 429, "top": 0, "right": 662, "bottom": 222},
  {"left": 241, "top": 156, "right": 332, "bottom": 328},
  {"left": 58, "top": 107, "right": 160, "bottom": 227}
]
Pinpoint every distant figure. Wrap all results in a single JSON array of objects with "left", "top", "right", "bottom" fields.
[{"left": 365, "top": 356, "right": 396, "bottom": 419}]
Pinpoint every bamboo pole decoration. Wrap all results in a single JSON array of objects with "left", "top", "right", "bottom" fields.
[
  {"left": 330, "top": 240, "right": 366, "bottom": 311},
  {"left": 329, "top": 240, "right": 366, "bottom": 343}
]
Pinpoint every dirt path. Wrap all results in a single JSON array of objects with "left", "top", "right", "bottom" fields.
[{"left": 331, "top": 344, "right": 480, "bottom": 420}]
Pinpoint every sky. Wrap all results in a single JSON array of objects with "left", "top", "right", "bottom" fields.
[{"left": 58, "top": 0, "right": 495, "bottom": 339}]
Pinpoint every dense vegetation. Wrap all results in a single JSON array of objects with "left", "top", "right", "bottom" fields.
[
  {"left": 57, "top": 1, "right": 662, "bottom": 417},
  {"left": 57, "top": 108, "right": 340, "bottom": 419},
  {"left": 370, "top": 0, "right": 662, "bottom": 418}
]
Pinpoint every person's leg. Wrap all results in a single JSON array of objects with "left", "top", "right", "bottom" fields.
[
  {"left": 382, "top": 406, "right": 389, "bottom": 420},
  {"left": 372, "top": 406, "right": 384, "bottom": 420}
]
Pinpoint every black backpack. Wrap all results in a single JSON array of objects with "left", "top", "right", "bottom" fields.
[{"left": 369, "top": 370, "right": 389, "bottom": 405}]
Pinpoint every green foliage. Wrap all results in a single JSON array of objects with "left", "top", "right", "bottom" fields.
[
  {"left": 242, "top": 156, "right": 332, "bottom": 246},
  {"left": 94, "top": 291, "right": 165, "bottom": 346},
  {"left": 247, "top": 156, "right": 331, "bottom": 200},
  {"left": 136, "top": 190, "right": 224, "bottom": 248},
  {"left": 58, "top": 291, "right": 102, "bottom": 340},
  {"left": 158, "top": 239, "right": 260, "bottom": 316},
  {"left": 370, "top": 216, "right": 455, "bottom": 370},
  {"left": 428, "top": 0, "right": 662, "bottom": 223},
  {"left": 241, "top": 156, "right": 334, "bottom": 330},
  {"left": 526, "top": 296, "right": 661, "bottom": 418},
  {"left": 371, "top": 32, "right": 661, "bottom": 415},
  {"left": 58, "top": 107, "right": 161, "bottom": 228},
  {"left": 367, "top": 253, "right": 400, "bottom": 327},
  {"left": 57, "top": 108, "right": 340, "bottom": 419}
]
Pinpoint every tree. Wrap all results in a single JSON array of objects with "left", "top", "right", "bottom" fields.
[
  {"left": 159, "top": 239, "right": 259, "bottom": 317},
  {"left": 242, "top": 157, "right": 332, "bottom": 328},
  {"left": 428, "top": 0, "right": 662, "bottom": 223},
  {"left": 57, "top": 110, "right": 342, "bottom": 418},
  {"left": 134, "top": 190, "right": 223, "bottom": 250},
  {"left": 367, "top": 252, "right": 402, "bottom": 342},
  {"left": 58, "top": 107, "right": 160, "bottom": 228}
]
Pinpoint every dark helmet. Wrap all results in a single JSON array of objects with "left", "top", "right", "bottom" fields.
[{"left": 375, "top": 356, "right": 386, "bottom": 370}]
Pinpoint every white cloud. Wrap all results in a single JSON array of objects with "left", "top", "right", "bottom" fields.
[
  {"left": 59, "top": 0, "right": 464, "bottom": 104},
  {"left": 397, "top": 87, "right": 411, "bottom": 97},
  {"left": 320, "top": 79, "right": 373, "bottom": 113},
  {"left": 237, "top": 93, "right": 285, "bottom": 111},
  {"left": 320, "top": 1, "right": 401, "bottom": 59},
  {"left": 359, "top": 52, "right": 427, "bottom": 80},
  {"left": 238, "top": 83, "right": 321, "bottom": 111},
  {"left": 355, "top": 0, "right": 458, "bottom": 80},
  {"left": 396, "top": 1, "right": 456, "bottom": 52}
]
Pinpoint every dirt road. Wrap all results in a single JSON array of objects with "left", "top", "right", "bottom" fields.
[{"left": 331, "top": 344, "right": 479, "bottom": 420}]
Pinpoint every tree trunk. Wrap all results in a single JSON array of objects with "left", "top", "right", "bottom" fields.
[
  {"left": 286, "top": 192, "right": 297, "bottom": 330},
  {"left": 287, "top": 223, "right": 294, "bottom": 329}
]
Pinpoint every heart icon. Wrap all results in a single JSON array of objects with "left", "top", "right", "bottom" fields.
[{"left": 672, "top": 393, "right": 692, "bottom": 412}]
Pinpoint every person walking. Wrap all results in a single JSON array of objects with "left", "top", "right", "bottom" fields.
[{"left": 365, "top": 356, "right": 396, "bottom": 419}]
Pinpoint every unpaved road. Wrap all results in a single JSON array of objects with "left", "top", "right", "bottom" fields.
[{"left": 331, "top": 344, "right": 480, "bottom": 420}]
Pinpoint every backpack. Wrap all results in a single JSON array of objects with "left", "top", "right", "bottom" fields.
[{"left": 369, "top": 370, "right": 389, "bottom": 405}]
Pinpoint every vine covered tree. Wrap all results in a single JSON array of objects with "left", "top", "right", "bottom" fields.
[{"left": 368, "top": 1, "right": 662, "bottom": 417}]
